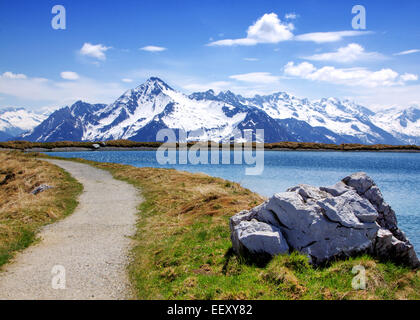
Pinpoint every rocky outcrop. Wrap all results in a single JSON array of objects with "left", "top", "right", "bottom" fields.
[{"left": 230, "top": 172, "right": 419, "bottom": 268}]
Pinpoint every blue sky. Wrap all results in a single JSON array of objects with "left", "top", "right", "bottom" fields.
[{"left": 0, "top": 0, "right": 419, "bottom": 112}]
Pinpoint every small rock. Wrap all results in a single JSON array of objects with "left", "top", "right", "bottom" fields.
[
  {"left": 31, "top": 184, "right": 53, "bottom": 195},
  {"left": 92, "top": 144, "right": 100, "bottom": 149}
]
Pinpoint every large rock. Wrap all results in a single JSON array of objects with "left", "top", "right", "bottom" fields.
[{"left": 230, "top": 172, "right": 420, "bottom": 268}]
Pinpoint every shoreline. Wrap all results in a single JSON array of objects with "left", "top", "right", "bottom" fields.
[
  {"left": 10, "top": 146, "right": 420, "bottom": 153},
  {"left": 1, "top": 139, "right": 420, "bottom": 153}
]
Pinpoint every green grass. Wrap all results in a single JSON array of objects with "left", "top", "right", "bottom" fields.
[
  {"left": 39, "top": 153, "right": 420, "bottom": 300},
  {"left": 0, "top": 228, "right": 35, "bottom": 266}
]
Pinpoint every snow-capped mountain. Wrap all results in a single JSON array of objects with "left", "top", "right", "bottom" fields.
[
  {"left": 0, "top": 107, "right": 47, "bottom": 141},
  {"left": 83, "top": 78, "right": 249, "bottom": 142},
  {"left": 15, "top": 77, "right": 420, "bottom": 144},
  {"left": 22, "top": 101, "right": 107, "bottom": 142},
  {"left": 23, "top": 78, "right": 296, "bottom": 143},
  {"left": 372, "top": 106, "right": 420, "bottom": 145}
]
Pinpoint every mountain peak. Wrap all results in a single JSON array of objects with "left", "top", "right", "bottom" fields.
[
  {"left": 145, "top": 76, "right": 171, "bottom": 88},
  {"left": 71, "top": 100, "right": 86, "bottom": 106},
  {"left": 189, "top": 89, "right": 216, "bottom": 101},
  {"left": 131, "top": 77, "right": 174, "bottom": 95},
  {"left": 70, "top": 100, "right": 105, "bottom": 118},
  {"left": 217, "top": 90, "right": 238, "bottom": 100},
  {"left": 216, "top": 90, "right": 243, "bottom": 106},
  {"left": 147, "top": 76, "right": 164, "bottom": 82},
  {"left": 70, "top": 100, "right": 93, "bottom": 111},
  {"left": 401, "top": 105, "right": 420, "bottom": 122}
]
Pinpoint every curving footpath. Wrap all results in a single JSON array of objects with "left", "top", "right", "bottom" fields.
[{"left": 0, "top": 159, "right": 140, "bottom": 300}]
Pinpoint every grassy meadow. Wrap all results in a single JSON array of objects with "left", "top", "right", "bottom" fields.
[{"left": 41, "top": 154, "right": 420, "bottom": 300}]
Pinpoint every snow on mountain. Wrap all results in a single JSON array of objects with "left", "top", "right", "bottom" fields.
[
  {"left": 237, "top": 93, "right": 397, "bottom": 144},
  {"left": 82, "top": 77, "right": 248, "bottom": 142},
  {"left": 0, "top": 107, "right": 47, "bottom": 141},
  {"left": 22, "top": 101, "right": 106, "bottom": 142},
  {"left": 15, "top": 77, "right": 420, "bottom": 144},
  {"left": 372, "top": 106, "right": 420, "bottom": 144}
]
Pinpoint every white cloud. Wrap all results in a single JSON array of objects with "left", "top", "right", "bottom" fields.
[
  {"left": 295, "top": 30, "right": 372, "bottom": 43},
  {"left": 140, "top": 45, "right": 167, "bottom": 52},
  {"left": 284, "top": 13, "right": 298, "bottom": 20},
  {"left": 400, "top": 73, "right": 418, "bottom": 82},
  {"left": 208, "top": 13, "right": 294, "bottom": 46},
  {"left": 284, "top": 61, "right": 418, "bottom": 87},
  {"left": 394, "top": 49, "right": 420, "bottom": 56},
  {"left": 229, "top": 72, "right": 280, "bottom": 84},
  {"left": 304, "top": 43, "right": 384, "bottom": 63},
  {"left": 121, "top": 78, "right": 133, "bottom": 83},
  {"left": 209, "top": 14, "right": 375, "bottom": 47},
  {"left": 0, "top": 72, "right": 126, "bottom": 109},
  {"left": 60, "top": 71, "right": 79, "bottom": 80},
  {"left": 243, "top": 58, "right": 259, "bottom": 61},
  {"left": 354, "top": 85, "right": 420, "bottom": 111},
  {"left": 208, "top": 13, "right": 375, "bottom": 47},
  {"left": 79, "top": 43, "right": 111, "bottom": 60},
  {"left": 1, "top": 71, "right": 27, "bottom": 79},
  {"left": 283, "top": 62, "right": 316, "bottom": 77},
  {"left": 208, "top": 38, "right": 258, "bottom": 46}
]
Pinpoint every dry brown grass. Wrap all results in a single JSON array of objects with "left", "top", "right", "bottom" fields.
[
  {"left": 0, "top": 151, "right": 82, "bottom": 267},
  {"left": 88, "top": 162, "right": 264, "bottom": 223},
  {"left": 1, "top": 139, "right": 419, "bottom": 152},
  {"left": 0, "top": 140, "right": 161, "bottom": 150}
]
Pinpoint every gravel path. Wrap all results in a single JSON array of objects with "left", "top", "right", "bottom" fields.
[{"left": 0, "top": 159, "right": 140, "bottom": 300}]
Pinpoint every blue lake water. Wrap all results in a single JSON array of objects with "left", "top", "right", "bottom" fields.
[{"left": 47, "top": 150, "right": 420, "bottom": 256}]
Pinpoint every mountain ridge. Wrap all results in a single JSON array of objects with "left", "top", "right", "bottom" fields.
[
  {"left": 2, "top": 77, "right": 419, "bottom": 144},
  {"left": 0, "top": 107, "right": 47, "bottom": 140}
]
